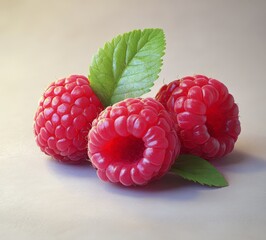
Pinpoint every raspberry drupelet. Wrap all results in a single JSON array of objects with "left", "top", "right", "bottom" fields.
[
  {"left": 34, "top": 75, "right": 103, "bottom": 163},
  {"left": 156, "top": 75, "right": 241, "bottom": 160},
  {"left": 88, "top": 98, "right": 180, "bottom": 186}
]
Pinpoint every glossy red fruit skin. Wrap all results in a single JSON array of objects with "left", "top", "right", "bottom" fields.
[
  {"left": 88, "top": 98, "right": 180, "bottom": 186},
  {"left": 34, "top": 75, "right": 103, "bottom": 163},
  {"left": 156, "top": 75, "right": 241, "bottom": 160}
]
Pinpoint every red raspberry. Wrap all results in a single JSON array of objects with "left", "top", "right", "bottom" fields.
[
  {"left": 88, "top": 98, "right": 180, "bottom": 186},
  {"left": 34, "top": 75, "right": 103, "bottom": 163},
  {"left": 156, "top": 75, "right": 241, "bottom": 160}
]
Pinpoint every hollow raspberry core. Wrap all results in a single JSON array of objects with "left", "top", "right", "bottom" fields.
[
  {"left": 103, "top": 136, "right": 145, "bottom": 164},
  {"left": 205, "top": 104, "right": 226, "bottom": 138},
  {"left": 88, "top": 98, "right": 181, "bottom": 186}
]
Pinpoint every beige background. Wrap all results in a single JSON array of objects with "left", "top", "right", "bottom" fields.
[{"left": 1, "top": 0, "right": 266, "bottom": 239}]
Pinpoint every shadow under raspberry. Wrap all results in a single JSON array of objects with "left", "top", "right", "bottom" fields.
[
  {"left": 213, "top": 150, "right": 266, "bottom": 174},
  {"left": 45, "top": 139, "right": 266, "bottom": 200},
  {"left": 102, "top": 172, "right": 219, "bottom": 202},
  {"left": 46, "top": 157, "right": 96, "bottom": 179}
]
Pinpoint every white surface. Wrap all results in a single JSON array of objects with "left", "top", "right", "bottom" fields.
[{"left": 1, "top": 0, "right": 266, "bottom": 239}]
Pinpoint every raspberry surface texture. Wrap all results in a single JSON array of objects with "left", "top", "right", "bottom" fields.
[
  {"left": 156, "top": 75, "right": 241, "bottom": 160},
  {"left": 34, "top": 75, "right": 103, "bottom": 163},
  {"left": 88, "top": 98, "right": 180, "bottom": 186}
]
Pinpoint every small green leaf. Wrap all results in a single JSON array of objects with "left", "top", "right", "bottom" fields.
[
  {"left": 89, "top": 28, "right": 166, "bottom": 106},
  {"left": 170, "top": 155, "right": 228, "bottom": 187}
]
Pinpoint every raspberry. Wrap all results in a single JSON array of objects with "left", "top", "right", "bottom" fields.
[
  {"left": 88, "top": 98, "right": 180, "bottom": 186},
  {"left": 156, "top": 75, "right": 241, "bottom": 160},
  {"left": 34, "top": 75, "right": 103, "bottom": 163}
]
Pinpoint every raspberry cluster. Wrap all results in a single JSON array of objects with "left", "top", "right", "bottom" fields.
[{"left": 34, "top": 74, "right": 240, "bottom": 186}]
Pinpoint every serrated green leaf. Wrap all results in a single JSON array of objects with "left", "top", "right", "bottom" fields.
[
  {"left": 170, "top": 155, "right": 228, "bottom": 187},
  {"left": 89, "top": 28, "right": 165, "bottom": 106}
]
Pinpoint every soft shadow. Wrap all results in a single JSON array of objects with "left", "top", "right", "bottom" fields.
[
  {"left": 103, "top": 173, "right": 218, "bottom": 201},
  {"left": 213, "top": 150, "right": 266, "bottom": 174},
  {"left": 45, "top": 149, "right": 266, "bottom": 200},
  {"left": 46, "top": 158, "right": 97, "bottom": 178}
]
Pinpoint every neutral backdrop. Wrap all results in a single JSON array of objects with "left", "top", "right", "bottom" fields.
[{"left": 1, "top": 1, "right": 266, "bottom": 239}]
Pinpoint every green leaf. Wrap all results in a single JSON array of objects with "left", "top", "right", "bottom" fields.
[
  {"left": 170, "top": 155, "right": 228, "bottom": 187},
  {"left": 89, "top": 28, "right": 166, "bottom": 107}
]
